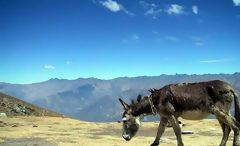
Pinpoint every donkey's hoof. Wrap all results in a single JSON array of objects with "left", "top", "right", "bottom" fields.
[
  {"left": 150, "top": 141, "right": 159, "bottom": 146},
  {"left": 178, "top": 143, "right": 184, "bottom": 146}
]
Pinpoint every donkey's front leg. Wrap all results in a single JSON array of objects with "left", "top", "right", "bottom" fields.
[
  {"left": 169, "top": 115, "right": 184, "bottom": 146},
  {"left": 150, "top": 117, "right": 168, "bottom": 146}
]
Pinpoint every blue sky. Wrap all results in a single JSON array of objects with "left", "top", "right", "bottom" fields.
[{"left": 0, "top": 0, "right": 240, "bottom": 84}]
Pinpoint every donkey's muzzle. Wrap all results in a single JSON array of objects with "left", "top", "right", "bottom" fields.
[{"left": 123, "top": 134, "right": 131, "bottom": 141}]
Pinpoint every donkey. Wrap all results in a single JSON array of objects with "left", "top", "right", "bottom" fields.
[{"left": 119, "top": 80, "right": 240, "bottom": 146}]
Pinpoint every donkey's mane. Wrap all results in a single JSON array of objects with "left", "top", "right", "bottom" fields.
[
  {"left": 149, "top": 88, "right": 158, "bottom": 97},
  {"left": 129, "top": 88, "right": 158, "bottom": 108},
  {"left": 129, "top": 95, "right": 147, "bottom": 108},
  {"left": 129, "top": 95, "right": 142, "bottom": 107}
]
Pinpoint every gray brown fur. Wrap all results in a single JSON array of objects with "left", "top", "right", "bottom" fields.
[{"left": 119, "top": 80, "right": 240, "bottom": 146}]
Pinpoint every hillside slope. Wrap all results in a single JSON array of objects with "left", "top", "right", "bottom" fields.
[{"left": 0, "top": 92, "right": 63, "bottom": 117}]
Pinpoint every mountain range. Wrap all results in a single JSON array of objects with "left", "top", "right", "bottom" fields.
[{"left": 0, "top": 73, "right": 240, "bottom": 122}]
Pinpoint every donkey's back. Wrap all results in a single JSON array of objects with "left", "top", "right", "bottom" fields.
[
  {"left": 168, "top": 80, "right": 233, "bottom": 101},
  {"left": 163, "top": 80, "right": 234, "bottom": 118}
]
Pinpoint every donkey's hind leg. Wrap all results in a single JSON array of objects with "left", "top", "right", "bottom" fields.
[
  {"left": 169, "top": 115, "right": 184, "bottom": 146},
  {"left": 217, "top": 118, "right": 231, "bottom": 146},
  {"left": 212, "top": 106, "right": 240, "bottom": 146}
]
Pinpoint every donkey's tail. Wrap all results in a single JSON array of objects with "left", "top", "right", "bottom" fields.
[{"left": 232, "top": 90, "right": 240, "bottom": 123}]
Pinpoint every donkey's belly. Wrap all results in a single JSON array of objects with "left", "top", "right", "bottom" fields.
[{"left": 180, "top": 110, "right": 209, "bottom": 120}]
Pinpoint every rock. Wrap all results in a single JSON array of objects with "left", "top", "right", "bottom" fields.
[
  {"left": 209, "top": 128, "right": 215, "bottom": 130},
  {"left": 14, "top": 105, "right": 21, "bottom": 113},
  {"left": 12, "top": 124, "right": 19, "bottom": 127},
  {"left": 0, "top": 112, "right": 7, "bottom": 117},
  {"left": 0, "top": 121, "right": 8, "bottom": 127},
  {"left": 167, "top": 120, "right": 184, "bottom": 127},
  {"left": 182, "top": 131, "right": 194, "bottom": 134}
]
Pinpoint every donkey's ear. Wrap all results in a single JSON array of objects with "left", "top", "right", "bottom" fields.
[
  {"left": 119, "top": 98, "right": 130, "bottom": 110},
  {"left": 137, "top": 94, "right": 142, "bottom": 102}
]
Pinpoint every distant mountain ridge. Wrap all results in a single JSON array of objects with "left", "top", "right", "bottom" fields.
[{"left": 0, "top": 73, "right": 240, "bottom": 121}]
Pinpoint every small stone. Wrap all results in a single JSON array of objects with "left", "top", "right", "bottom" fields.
[
  {"left": 0, "top": 113, "right": 7, "bottom": 117},
  {"left": 209, "top": 128, "right": 215, "bottom": 130},
  {"left": 0, "top": 121, "right": 7, "bottom": 127},
  {"left": 12, "top": 124, "right": 18, "bottom": 127},
  {"left": 14, "top": 106, "right": 21, "bottom": 113},
  {"left": 182, "top": 131, "right": 194, "bottom": 134}
]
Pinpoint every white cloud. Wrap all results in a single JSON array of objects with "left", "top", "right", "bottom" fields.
[
  {"left": 194, "top": 42, "right": 204, "bottom": 46},
  {"left": 100, "top": 0, "right": 135, "bottom": 16},
  {"left": 140, "top": 1, "right": 161, "bottom": 19},
  {"left": 167, "top": 4, "right": 185, "bottom": 15},
  {"left": 191, "top": 36, "right": 204, "bottom": 46},
  {"left": 144, "top": 8, "right": 162, "bottom": 19},
  {"left": 191, "top": 36, "right": 201, "bottom": 41},
  {"left": 132, "top": 34, "right": 139, "bottom": 40},
  {"left": 192, "top": 5, "right": 198, "bottom": 14},
  {"left": 122, "top": 8, "right": 135, "bottom": 16},
  {"left": 144, "top": 8, "right": 154, "bottom": 15},
  {"left": 197, "top": 19, "right": 204, "bottom": 24},
  {"left": 44, "top": 65, "right": 55, "bottom": 70},
  {"left": 233, "top": 0, "right": 240, "bottom": 6},
  {"left": 165, "top": 36, "right": 178, "bottom": 41},
  {"left": 91, "top": 0, "right": 97, "bottom": 4},
  {"left": 163, "top": 57, "right": 169, "bottom": 61},
  {"left": 122, "top": 34, "right": 140, "bottom": 43},
  {"left": 200, "top": 59, "right": 229, "bottom": 63},
  {"left": 121, "top": 39, "right": 128, "bottom": 43},
  {"left": 139, "top": 1, "right": 157, "bottom": 9},
  {"left": 100, "top": 0, "right": 121, "bottom": 12}
]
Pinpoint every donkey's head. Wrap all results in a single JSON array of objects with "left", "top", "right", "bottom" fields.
[{"left": 119, "top": 98, "right": 141, "bottom": 141}]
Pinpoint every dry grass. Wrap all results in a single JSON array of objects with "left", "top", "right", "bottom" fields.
[{"left": 0, "top": 116, "right": 235, "bottom": 146}]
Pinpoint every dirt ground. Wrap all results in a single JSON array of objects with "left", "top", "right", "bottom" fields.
[{"left": 0, "top": 116, "right": 235, "bottom": 146}]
